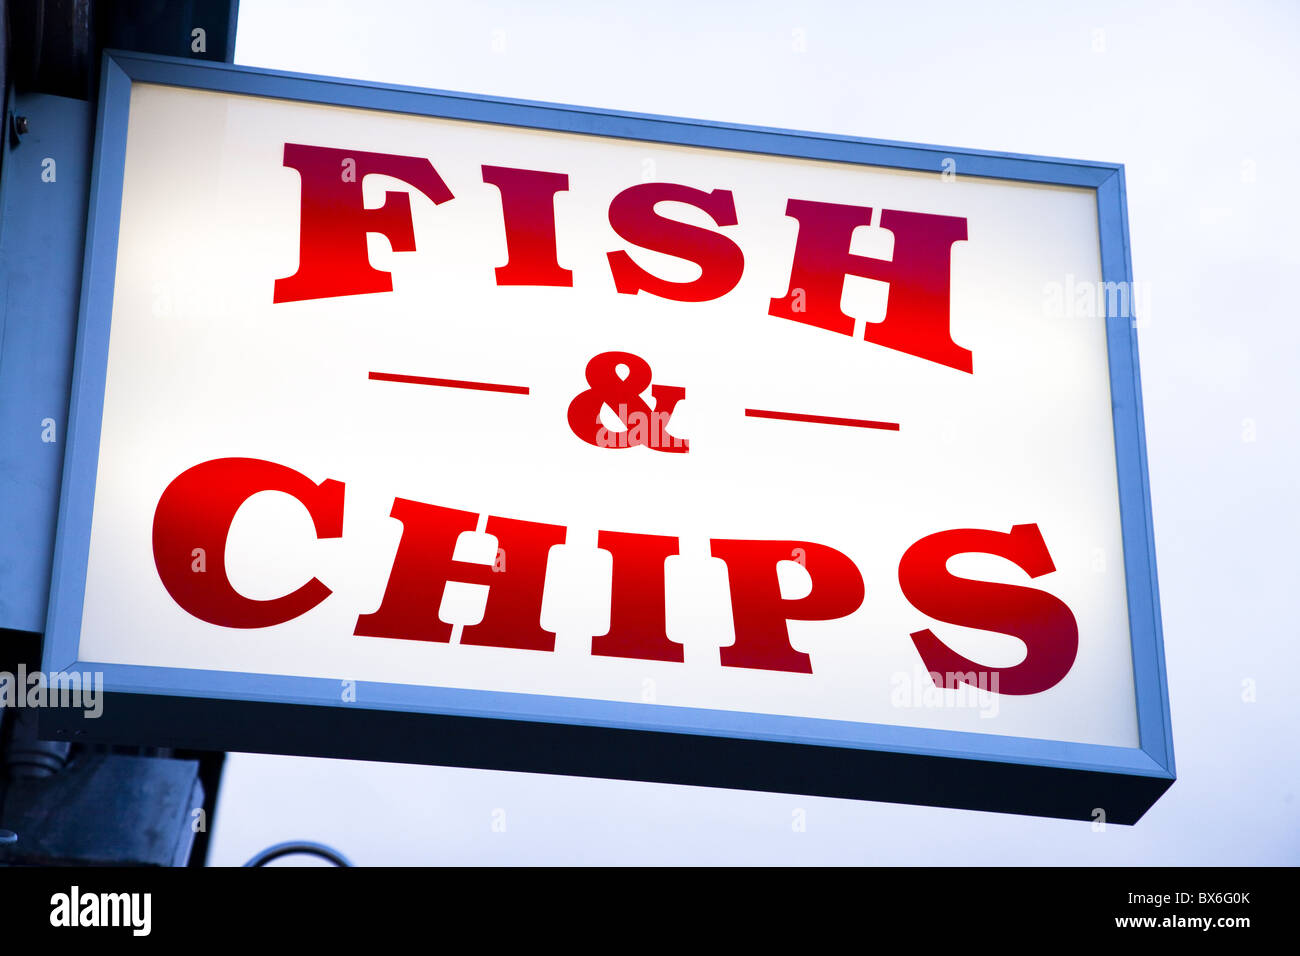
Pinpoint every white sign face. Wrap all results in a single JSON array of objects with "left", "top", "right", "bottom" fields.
[{"left": 76, "top": 81, "right": 1137, "bottom": 748}]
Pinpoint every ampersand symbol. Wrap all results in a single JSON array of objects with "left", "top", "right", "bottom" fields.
[{"left": 566, "top": 351, "right": 688, "bottom": 453}]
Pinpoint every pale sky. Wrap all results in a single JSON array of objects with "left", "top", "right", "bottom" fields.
[{"left": 206, "top": 0, "right": 1299, "bottom": 865}]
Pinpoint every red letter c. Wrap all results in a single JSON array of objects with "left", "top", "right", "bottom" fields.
[{"left": 152, "top": 457, "right": 344, "bottom": 628}]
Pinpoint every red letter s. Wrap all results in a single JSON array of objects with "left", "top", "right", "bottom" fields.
[
  {"left": 897, "top": 524, "right": 1078, "bottom": 695},
  {"left": 607, "top": 183, "right": 744, "bottom": 302}
]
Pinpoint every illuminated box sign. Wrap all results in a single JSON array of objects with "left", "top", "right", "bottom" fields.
[{"left": 44, "top": 51, "right": 1174, "bottom": 822}]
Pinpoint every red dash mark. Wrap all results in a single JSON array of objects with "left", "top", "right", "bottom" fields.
[
  {"left": 745, "top": 408, "right": 900, "bottom": 431},
  {"left": 368, "top": 371, "right": 530, "bottom": 395}
]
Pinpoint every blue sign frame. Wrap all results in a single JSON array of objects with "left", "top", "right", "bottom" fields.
[{"left": 41, "top": 50, "right": 1174, "bottom": 823}]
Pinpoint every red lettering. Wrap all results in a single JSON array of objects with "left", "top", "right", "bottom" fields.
[
  {"left": 482, "top": 165, "right": 573, "bottom": 287},
  {"left": 607, "top": 183, "right": 744, "bottom": 302},
  {"left": 461, "top": 515, "right": 567, "bottom": 652},
  {"left": 769, "top": 200, "right": 971, "bottom": 372},
  {"left": 274, "top": 143, "right": 454, "bottom": 303},
  {"left": 151, "top": 457, "right": 344, "bottom": 627},
  {"left": 897, "top": 523, "right": 1079, "bottom": 695},
  {"left": 354, "top": 499, "right": 477, "bottom": 644},
  {"left": 710, "top": 539, "right": 865, "bottom": 673},
  {"left": 355, "top": 499, "right": 565, "bottom": 652},
  {"left": 593, "top": 530, "right": 682, "bottom": 662}
]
